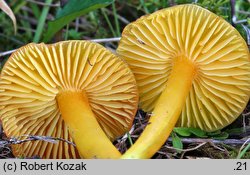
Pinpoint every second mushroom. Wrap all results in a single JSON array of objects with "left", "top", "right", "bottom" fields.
[
  {"left": 117, "top": 4, "right": 250, "bottom": 158},
  {"left": 0, "top": 40, "right": 138, "bottom": 159}
]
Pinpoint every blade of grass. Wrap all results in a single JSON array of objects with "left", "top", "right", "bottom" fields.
[
  {"left": 126, "top": 132, "right": 133, "bottom": 146},
  {"left": 162, "top": 0, "right": 167, "bottom": 8},
  {"left": 33, "top": 0, "right": 53, "bottom": 43},
  {"left": 64, "top": 24, "right": 69, "bottom": 40},
  {"left": 21, "top": 9, "right": 32, "bottom": 38},
  {"left": 237, "top": 138, "right": 250, "bottom": 159},
  {"left": 237, "top": 143, "right": 250, "bottom": 159},
  {"left": 139, "top": 0, "right": 149, "bottom": 14},
  {"left": 101, "top": 8, "right": 116, "bottom": 37},
  {"left": 89, "top": 11, "right": 98, "bottom": 27},
  {"left": 111, "top": 2, "right": 120, "bottom": 37},
  {"left": 13, "top": 1, "right": 27, "bottom": 13},
  {"left": 29, "top": 3, "right": 41, "bottom": 20},
  {"left": 171, "top": 132, "right": 183, "bottom": 153}
]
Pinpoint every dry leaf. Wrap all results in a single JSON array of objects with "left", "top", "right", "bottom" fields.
[{"left": 0, "top": 0, "right": 16, "bottom": 34}]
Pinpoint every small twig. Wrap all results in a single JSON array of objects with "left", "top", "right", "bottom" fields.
[
  {"left": 130, "top": 122, "right": 147, "bottom": 135},
  {"left": 18, "top": 26, "right": 36, "bottom": 33},
  {"left": 0, "top": 135, "right": 76, "bottom": 147},
  {"left": 156, "top": 151, "right": 172, "bottom": 158},
  {"left": 0, "top": 146, "right": 12, "bottom": 158},
  {"left": 21, "top": 6, "right": 33, "bottom": 14},
  {"left": 209, "top": 142, "right": 227, "bottom": 152},
  {"left": 0, "top": 49, "right": 16, "bottom": 57},
  {"left": 128, "top": 135, "right": 250, "bottom": 146},
  {"left": 26, "top": 0, "right": 60, "bottom": 7},
  {"left": 164, "top": 142, "right": 207, "bottom": 153},
  {"left": 167, "top": 138, "right": 250, "bottom": 145},
  {"left": 0, "top": 33, "right": 24, "bottom": 45},
  {"left": 233, "top": 19, "right": 248, "bottom": 24},
  {"left": 241, "top": 25, "right": 250, "bottom": 47},
  {"left": 0, "top": 125, "right": 2, "bottom": 139},
  {"left": 90, "top": 37, "right": 121, "bottom": 43},
  {"left": 18, "top": 14, "right": 39, "bottom": 25},
  {"left": 75, "top": 18, "right": 80, "bottom": 32},
  {"left": 180, "top": 142, "right": 208, "bottom": 159},
  {"left": 242, "top": 112, "right": 250, "bottom": 117},
  {"left": 230, "top": 0, "right": 236, "bottom": 27},
  {"left": 120, "top": 125, "right": 135, "bottom": 140},
  {"left": 242, "top": 113, "right": 247, "bottom": 133},
  {"left": 103, "top": 8, "right": 130, "bottom": 25},
  {"left": 220, "top": 7, "right": 250, "bottom": 16},
  {"left": 230, "top": 0, "right": 248, "bottom": 26}
]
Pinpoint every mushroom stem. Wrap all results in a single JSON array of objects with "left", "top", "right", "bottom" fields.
[
  {"left": 121, "top": 57, "right": 197, "bottom": 159},
  {"left": 56, "top": 91, "right": 121, "bottom": 158}
]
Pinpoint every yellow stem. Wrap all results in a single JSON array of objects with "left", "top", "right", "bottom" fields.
[
  {"left": 56, "top": 91, "right": 121, "bottom": 158},
  {"left": 121, "top": 57, "right": 197, "bottom": 159}
]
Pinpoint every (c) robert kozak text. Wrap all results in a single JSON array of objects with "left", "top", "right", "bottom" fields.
[{"left": 20, "top": 161, "right": 87, "bottom": 171}]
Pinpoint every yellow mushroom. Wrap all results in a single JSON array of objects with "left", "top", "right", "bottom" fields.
[
  {"left": 0, "top": 40, "right": 138, "bottom": 159},
  {"left": 117, "top": 4, "right": 250, "bottom": 159}
]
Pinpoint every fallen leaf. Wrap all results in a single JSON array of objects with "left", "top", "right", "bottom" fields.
[{"left": 0, "top": 0, "right": 16, "bottom": 34}]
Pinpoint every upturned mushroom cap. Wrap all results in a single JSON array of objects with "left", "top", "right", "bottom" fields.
[
  {"left": 117, "top": 4, "right": 250, "bottom": 132},
  {"left": 0, "top": 40, "right": 138, "bottom": 158}
]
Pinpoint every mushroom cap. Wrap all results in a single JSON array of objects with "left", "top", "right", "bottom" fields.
[
  {"left": 0, "top": 40, "right": 138, "bottom": 158},
  {"left": 117, "top": 4, "right": 250, "bottom": 132}
]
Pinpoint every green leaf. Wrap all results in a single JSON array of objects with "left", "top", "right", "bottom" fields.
[
  {"left": 43, "top": 0, "right": 114, "bottom": 42},
  {"left": 174, "top": 127, "right": 229, "bottom": 140},
  {"left": 211, "top": 132, "right": 229, "bottom": 140},
  {"left": 188, "top": 128, "right": 207, "bottom": 138},
  {"left": 174, "top": 127, "right": 207, "bottom": 138},
  {"left": 67, "top": 29, "right": 83, "bottom": 40},
  {"left": 171, "top": 133, "right": 183, "bottom": 153},
  {"left": 224, "top": 127, "right": 245, "bottom": 135},
  {"left": 173, "top": 127, "right": 191, "bottom": 137},
  {"left": 206, "top": 130, "right": 221, "bottom": 136}
]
